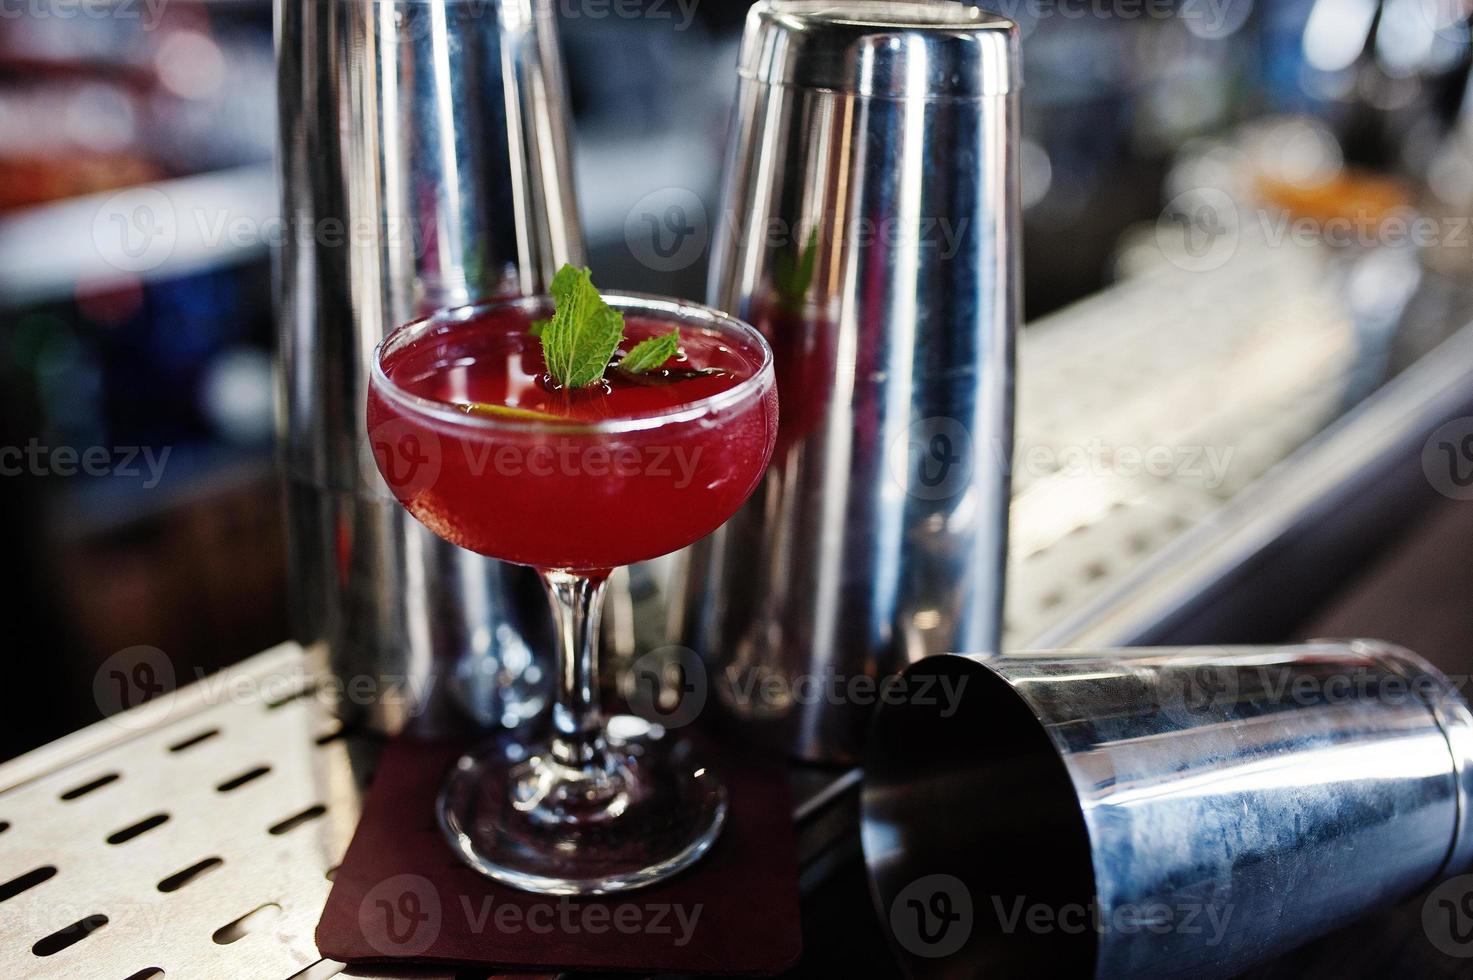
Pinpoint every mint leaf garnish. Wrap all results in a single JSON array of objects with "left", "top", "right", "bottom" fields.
[
  {"left": 619, "top": 329, "right": 680, "bottom": 374},
  {"left": 540, "top": 265, "right": 624, "bottom": 389},
  {"left": 774, "top": 227, "right": 819, "bottom": 313},
  {"left": 549, "top": 263, "right": 583, "bottom": 294},
  {"left": 531, "top": 265, "right": 588, "bottom": 338}
]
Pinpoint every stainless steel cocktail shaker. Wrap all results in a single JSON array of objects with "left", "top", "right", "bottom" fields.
[
  {"left": 676, "top": 1, "right": 1021, "bottom": 762},
  {"left": 275, "top": 0, "right": 583, "bottom": 734},
  {"left": 864, "top": 642, "right": 1473, "bottom": 978}
]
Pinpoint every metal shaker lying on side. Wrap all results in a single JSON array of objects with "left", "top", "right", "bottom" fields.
[
  {"left": 676, "top": 1, "right": 1022, "bottom": 763},
  {"left": 863, "top": 642, "right": 1473, "bottom": 978},
  {"left": 276, "top": 0, "right": 583, "bottom": 734}
]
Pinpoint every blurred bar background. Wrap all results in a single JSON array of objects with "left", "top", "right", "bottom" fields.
[{"left": 5, "top": 0, "right": 1473, "bottom": 760}]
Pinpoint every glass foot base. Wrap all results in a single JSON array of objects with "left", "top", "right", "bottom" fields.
[{"left": 438, "top": 715, "right": 726, "bottom": 895}]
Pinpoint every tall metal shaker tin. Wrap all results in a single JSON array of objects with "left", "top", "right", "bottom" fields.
[
  {"left": 676, "top": 1, "right": 1021, "bottom": 762},
  {"left": 276, "top": 0, "right": 583, "bottom": 733}
]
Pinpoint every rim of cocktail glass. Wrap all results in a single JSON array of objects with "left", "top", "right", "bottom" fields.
[{"left": 371, "top": 292, "right": 775, "bottom": 435}]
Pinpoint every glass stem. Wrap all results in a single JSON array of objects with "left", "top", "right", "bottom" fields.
[{"left": 539, "top": 569, "right": 610, "bottom": 769}]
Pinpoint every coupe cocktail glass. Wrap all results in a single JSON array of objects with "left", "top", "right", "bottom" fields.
[{"left": 367, "top": 293, "right": 777, "bottom": 894}]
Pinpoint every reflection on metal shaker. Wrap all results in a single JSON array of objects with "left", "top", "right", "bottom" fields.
[
  {"left": 864, "top": 643, "right": 1473, "bottom": 978},
  {"left": 676, "top": 2, "right": 1022, "bottom": 762},
  {"left": 276, "top": 0, "right": 583, "bottom": 734}
]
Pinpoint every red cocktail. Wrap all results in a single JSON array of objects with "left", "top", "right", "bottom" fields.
[
  {"left": 368, "top": 304, "right": 777, "bottom": 572},
  {"left": 367, "top": 286, "right": 777, "bottom": 896}
]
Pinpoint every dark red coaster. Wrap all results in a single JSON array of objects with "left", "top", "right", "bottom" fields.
[{"left": 316, "top": 734, "right": 802, "bottom": 975}]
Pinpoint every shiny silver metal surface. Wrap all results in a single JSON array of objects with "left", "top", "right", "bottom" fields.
[
  {"left": 739, "top": 0, "right": 1018, "bottom": 97},
  {"left": 275, "top": 0, "right": 584, "bottom": 735},
  {"left": 863, "top": 642, "right": 1473, "bottom": 979},
  {"left": 678, "top": 1, "right": 1021, "bottom": 764}
]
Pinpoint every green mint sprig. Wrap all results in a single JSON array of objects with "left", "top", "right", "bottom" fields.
[
  {"left": 774, "top": 227, "right": 819, "bottom": 314},
  {"left": 540, "top": 265, "right": 624, "bottom": 388},
  {"left": 536, "top": 264, "right": 682, "bottom": 386},
  {"left": 619, "top": 329, "right": 680, "bottom": 374}
]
